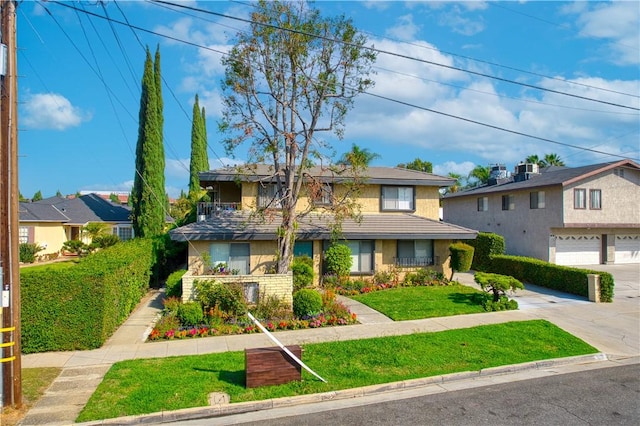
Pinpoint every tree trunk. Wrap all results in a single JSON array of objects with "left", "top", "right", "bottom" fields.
[{"left": 276, "top": 205, "right": 296, "bottom": 274}]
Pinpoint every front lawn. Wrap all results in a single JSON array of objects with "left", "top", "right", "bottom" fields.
[
  {"left": 351, "top": 283, "right": 487, "bottom": 320},
  {"left": 77, "top": 320, "right": 598, "bottom": 422}
]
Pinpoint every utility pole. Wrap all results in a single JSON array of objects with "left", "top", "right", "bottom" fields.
[{"left": 0, "top": 0, "right": 22, "bottom": 408}]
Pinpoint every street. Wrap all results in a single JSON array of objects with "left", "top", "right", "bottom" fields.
[{"left": 190, "top": 363, "right": 639, "bottom": 426}]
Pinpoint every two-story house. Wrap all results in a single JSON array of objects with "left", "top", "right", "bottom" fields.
[
  {"left": 169, "top": 165, "right": 477, "bottom": 287},
  {"left": 442, "top": 159, "right": 640, "bottom": 266}
]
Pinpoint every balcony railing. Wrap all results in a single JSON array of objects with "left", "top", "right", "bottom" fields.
[
  {"left": 197, "top": 202, "right": 241, "bottom": 221},
  {"left": 393, "top": 256, "right": 437, "bottom": 267}
]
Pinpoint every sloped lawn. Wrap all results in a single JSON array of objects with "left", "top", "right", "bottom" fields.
[
  {"left": 76, "top": 320, "right": 598, "bottom": 422},
  {"left": 350, "top": 283, "right": 488, "bottom": 320}
]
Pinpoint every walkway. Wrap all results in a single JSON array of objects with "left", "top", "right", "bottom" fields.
[{"left": 19, "top": 267, "right": 640, "bottom": 425}]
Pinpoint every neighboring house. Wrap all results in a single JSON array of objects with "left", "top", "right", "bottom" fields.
[
  {"left": 169, "top": 165, "right": 477, "bottom": 291},
  {"left": 19, "top": 193, "right": 135, "bottom": 257},
  {"left": 442, "top": 159, "right": 640, "bottom": 266}
]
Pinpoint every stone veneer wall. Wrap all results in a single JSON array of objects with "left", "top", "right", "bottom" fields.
[{"left": 181, "top": 271, "right": 293, "bottom": 307}]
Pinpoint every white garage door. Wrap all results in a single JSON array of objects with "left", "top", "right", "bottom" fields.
[
  {"left": 555, "top": 235, "right": 601, "bottom": 265},
  {"left": 615, "top": 235, "right": 640, "bottom": 264}
]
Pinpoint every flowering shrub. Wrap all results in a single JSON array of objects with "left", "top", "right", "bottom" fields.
[
  {"left": 147, "top": 290, "right": 358, "bottom": 341},
  {"left": 334, "top": 268, "right": 449, "bottom": 296}
]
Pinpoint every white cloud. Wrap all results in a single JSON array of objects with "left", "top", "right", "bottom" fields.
[
  {"left": 433, "top": 161, "right": 475, "bottom": 177},
  {"left": 166, "top": 158, "right": 190, "bottom": 178},
  {"left": 438, "top": 6, "right": 486, "bottom": 36},
  {"left": 568, "top": 2, "right": 640, "bottom": 66},
  {"left": 385, "top": 14, "right": 421, "bottom": 41},
  {"left": 22, "top": 93, "right": 88, "bottom": 130}
]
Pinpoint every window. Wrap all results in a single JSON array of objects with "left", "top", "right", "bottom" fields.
[
  {"left": 244, "top": 283, "right": 259, "bottom": 304},
  {"left": 477, "top": 197, "right": 488, "bottom": 212},
  {"left": 501, "top": 195, "right": 514, "bottom": 211},
  {"left": 19, "top": 226, "right": 30, "bottom": 244},
  {"left": 209, "top": 242, "right": 250, "bottom": 274},
  {"left": 381, "top": 186, "right": 414, "bottom": 211},
  {"left": 530, "top": 191, "right": 545, "bottom": 209},
  {"left": 614, "top": 168, "right": 625, "bottom": 178},
  {"left": 294, "top": 241, "right": 313, "bottom": 258},
  {"left": 574, "top": 189, "right": 586, "bottom": 209},
  {"left": 396, "top": 240, "right": 434, "bottom": 267},
  {"left": 590, "top": 189, "right": 602, "bottom": 210},
  {"left": 113, "top": 225, "right": 133, "bottom": 241},
  {"left": 311, "top": 183, "right": 333, "bottom": 205},
  {"left": 346, "top": 241, "right": 373, "bottom": 273},
  {"left": 258, "top": 183, "right": 282, "bottom": 209}
]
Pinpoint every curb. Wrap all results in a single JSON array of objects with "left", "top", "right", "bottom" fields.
[{"left": 78, "top": 353, "right": 609, "bottom": 425}]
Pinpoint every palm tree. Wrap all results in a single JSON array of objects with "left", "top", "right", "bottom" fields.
[
  {"left": 525, "top": 154, "right": 542, "bottom": 166},
  {"left": 542, "top": 153, "right": 565, "bottom": 166},
  {"left": 444, "top": 172, "right": 464, "bottom": 194},
  {"left": 337, "top": 144, "right": 380, "bottom": 167},
  {"left": 467, "top": 165, "right": 490, "bottom": 187}
]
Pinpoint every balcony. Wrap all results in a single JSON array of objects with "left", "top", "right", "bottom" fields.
[
  {"left": 197, "top": 202, "right": 241, "bottom": 221},
  {"left": 394, "top": 257, "right": 437, "bottom": 267}
]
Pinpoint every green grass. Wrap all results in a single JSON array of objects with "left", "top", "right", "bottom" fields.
[
  {"left": 351, "top": 284, "right": 487, "bottom": 320},
  {"left": 77, "top": 320, "right": 598, "bottom": 422}
]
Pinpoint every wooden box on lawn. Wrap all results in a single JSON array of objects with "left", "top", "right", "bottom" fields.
[{"left": 245, "top": 345, "right": 302, "bottom": 388}]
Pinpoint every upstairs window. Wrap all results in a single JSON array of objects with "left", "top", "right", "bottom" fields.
[
  {"left": 477, "top": 197, "right": 488, "bottom": 212},
  {"left": 258, "top": 183, "right": 283, "bottom": 209},
  {"left": 311, "top": 183, "right": 333, "bottom": 206},
  {"left": 381, "top": 186, "right": 414, "bottom": 211},
  {"left": 530, "top": 191, "right": 545, "bottom": 209},
  {"left": 501, "top": 194, "right": 514, "bottom": 211},
  {"left": 574, "top": 188, "right": 586, "bottom": 209},
  {"left": 590, "top": 189, "right": 602, "bottom": 210}
]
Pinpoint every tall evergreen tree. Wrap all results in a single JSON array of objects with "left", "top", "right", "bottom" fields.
[
  {"left": 131, "top": 46, "right": 166, "bottom": 238},
  {"left": 188, "top": 94, "right": 209, "bottom": 198}
]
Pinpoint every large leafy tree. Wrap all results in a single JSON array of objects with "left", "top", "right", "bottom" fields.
[
  {"left": 189, "top": 94, "right": 209, "bottom": 199},
  {"left": 131, "top": 46, "right": 166, "bottom": 238},
  {"left": 219, "top": 0, "right": 376, "bottom": 273},
  {"left": 397, "top": 158, "right": 433, "bottom": 173}
]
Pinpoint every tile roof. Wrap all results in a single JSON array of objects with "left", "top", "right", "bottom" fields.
[
  {"left": 19, "top": 202, "right": 69, "bottom": 222},
  {"left": 27, "top": 194, "right": 132, "bottom": 224},
  {"left": 199, "top": 164, "right": 455, "bottom": 187},
  {"left": 169, "top": 211, "right": 477, "bottom": 242},
  {"left": 443, "top": 159, "right": 639, "bottom": 198}
]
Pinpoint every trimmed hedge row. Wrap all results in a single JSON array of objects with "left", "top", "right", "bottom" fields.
[
  {"left": 489, "top": 255, "right": 614, "bottom": 302},
  {"left": 21, "top": 238, "right": 154, "bottom": 353},
  {"left": 466, "top": 232, "right": 505, "bottom": 271}
]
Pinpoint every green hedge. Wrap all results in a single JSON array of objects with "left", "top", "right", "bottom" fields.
[
  {"left": 21, "top": 238, "right": 154, "bottom": 353},
  {"left": 466, "top": 232, "right": 505, "bottom": 271},
  {"left": 449, "top": 243, "right": 474, "bottom": 273},
  {"left": 489, "top": 255, "right": 614, "bottom": 302}
]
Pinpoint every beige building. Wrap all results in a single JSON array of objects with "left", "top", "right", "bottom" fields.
[
  {"left": 443, "top": 159, "right": 640, "bottom": 266},
  {"left": 170, "top": 165, "right": 477, "bottom": 292}
]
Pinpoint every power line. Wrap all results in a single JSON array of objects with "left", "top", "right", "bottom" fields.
[{"left": 147, "top": 0, "right": 640, "bottom": 112}]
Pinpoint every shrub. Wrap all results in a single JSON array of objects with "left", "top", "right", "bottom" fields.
[
  {"left": 90, "top": 234, "right": 120, "bottom": 250},
  {"left": 154, "top": 313, "right": 181, "bottom": 337},
  {"left": 449, "top": 242, "right": 474, "bottom": 276},
  {"left": 19, "top": 243, "right": 43, "bottom": 263},
  {"left": 474, "top": 271, "right": 524, "bottom": 302},
  {"left": 483, "top": 296, "right": 519, "bottom": 312},
  {"left": 467, "top": 232, "right": 505, "bottom": 271},
  {"left": 62, "top": 240, "right": 89, "bottom": 256},
  {"left": 324, "top": 243, "right": 352, "bottom": 279},
  {"left": 403, "top": 268, "right": 447, "bottom": 286},
  {"left": 489, "top": 254, "right": 614, "bottom": 302},
  {"left": 373, "top": 268, "right": 399, "bottom": 286},
  {"left": 250, "top": 293, "right": 291, "bottom": 321},
  {"left": 165, "top": 269, "right": 186, "bottom": 298},
  {"left": 293, "top": 288, "right": 323, "bottom": 318},
  {"left": 194, "top": 279, "right": 247, "bottom": 316},
  {"left": 291, "top": 256, "right": 314, "bottom": 291},
  {"left": 177, "top": 302, "right": 204, "bottom": 326},
  {"left": 162, "top": 296, "right": 182, "bottom": 314}
]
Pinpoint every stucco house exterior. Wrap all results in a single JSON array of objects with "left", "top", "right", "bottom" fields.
[
  {"left": 19, "top": 193, "right": 135, "bottom": 257},
  {"left": 442, "top": 159, "right": 640, "bottom": 266},
  {"left": 170, "top": 165, "right": 477, "bottom": 300}
]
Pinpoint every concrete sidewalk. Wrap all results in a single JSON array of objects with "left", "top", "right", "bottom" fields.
[{"left": 19, "top": 268, "right": 640, "bottom": 425}]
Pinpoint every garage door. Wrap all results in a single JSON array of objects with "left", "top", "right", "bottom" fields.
[
  {"left": 615, "top": 235, "right": 640, "bottom": 264},
  {"left": 555, "top": 235, "right": 601, "bottom": 265}
]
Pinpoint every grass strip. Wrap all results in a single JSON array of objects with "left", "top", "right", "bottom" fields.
[
  {"left": 351, "top": 284, "right": 488, "bottom": 320},
  {"left": 77, "top": 320, "right": 597, "bottom": 422}
]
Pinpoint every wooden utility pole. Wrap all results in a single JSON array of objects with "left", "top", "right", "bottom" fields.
[{"left": 0, "top": 0, "right": 22, "bottom": 408}]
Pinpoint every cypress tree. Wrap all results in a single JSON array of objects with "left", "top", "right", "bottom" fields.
[
  {"left": 131, "top": 46, "right": 166, "bottom": 238},
  {"left": 188, "top": 94, "right": 209, "bottom": 199}
]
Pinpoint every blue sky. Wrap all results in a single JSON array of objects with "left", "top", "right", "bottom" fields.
[{"left": 17, "top": 1, "right": 640, "bottom": 199}]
